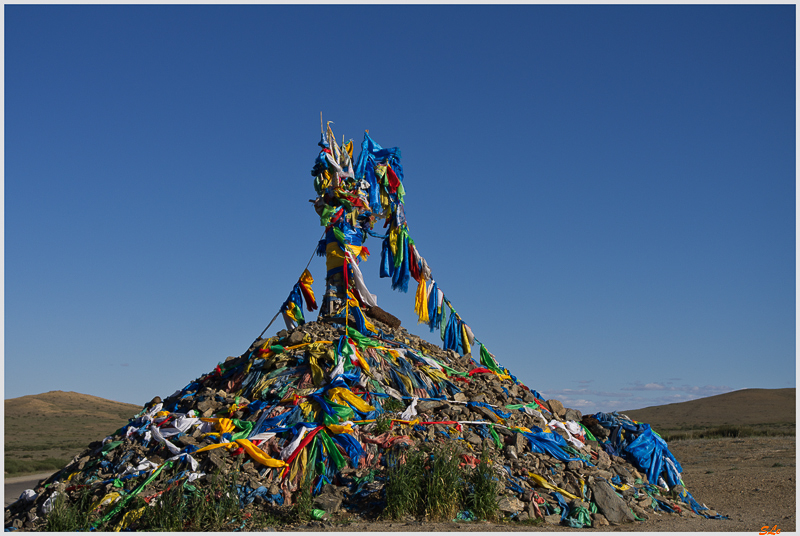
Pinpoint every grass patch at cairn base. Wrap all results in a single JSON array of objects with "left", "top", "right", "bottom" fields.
[{"left": 384, "top": 443, "right": 500, "bottom": 522}]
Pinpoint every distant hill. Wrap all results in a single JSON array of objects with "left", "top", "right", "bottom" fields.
[
  {"left": 621, "top": 388, "right": 795, "bottom": 433},
  {"left": 5, "top": 391, "right": 142, "bottom": 476}
]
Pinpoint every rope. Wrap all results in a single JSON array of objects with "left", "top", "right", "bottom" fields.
[{"left": 258, "top": 230, "right": 325, "bottom": 339}]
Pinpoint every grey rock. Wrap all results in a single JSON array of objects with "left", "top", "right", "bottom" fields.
[
  {"left": 589, "top": 480, "right": 635, "bottom": 525},
  {"left": 566, "top": 460, "right": 582, "bottom": 471},
  {"left": 596, "top": 449, "right": 612, "bottom": 470},
  {"left": 514, "top": 432, "right": 527, "bottom": 453},
  {"left": 632, "top": 504, "right": 650, "bottom": 520},
  {"left": 564, "top": 408, "right": 582, "bottom": 422},
  {"left": 544, "top": 513, "right": 562, "bottom": 525},
  {"left": 465, "top": 432, "right": 483, "bottom": 446},
  {"left": 417, "top": 401, "right": 445, "bottom": 414},
  {"left": 495, "top": 426, "right": 512, "bottom": 438},
  {"left": 517, "top": 510, "right": 530, "bottom": 521},
  {"left": 546, "top": 399, "right": 566, "bottom": 419},
  {"left": 286, "top": 330, "right": 307, "bottom": 346},
  {"left": 473, "top": 406, "right": 499, "bottom": 423},
  {"left": 498, "top": 496, "right": 525, "bottom": 513},
  {"left": 313, "top": 493, "right": 342, "bottom": 513},
  {"left": 205, "top": 452, "right": 224, "bottom": 471},
  {"left": 591, "top": 513, "right": 610, "bottom": 528},
  {"left": 613, "top": 465, "right": 632, "bottom": 479},
  {"left": 196, "top": 399, "right": 215, "bottom": 413},
  {"left": 453, "top": 393, "right": 468, "bottom": 402},
  {"left": 526, "top": 501, "right": 538, "bottom": 519},
  {"left": 471, "top": 393, "right": 487, "bottom": 404},
  {"left": 569, "top": 499, "right": 590, "bottom": 510}
]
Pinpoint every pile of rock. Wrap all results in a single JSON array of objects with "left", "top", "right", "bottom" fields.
[{"left": 4, "top": 313, "right": 722, "bottom": 530}]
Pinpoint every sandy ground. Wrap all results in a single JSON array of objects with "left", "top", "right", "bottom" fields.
[{"left": 5, "top": 436, "right": 795, "bottom": 532}]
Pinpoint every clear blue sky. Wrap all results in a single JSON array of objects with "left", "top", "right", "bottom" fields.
[{"left": 5, "top": 5, "right": 795, "bottom": 414}]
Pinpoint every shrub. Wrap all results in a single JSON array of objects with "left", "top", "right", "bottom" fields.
[
  {"left": 384, "top": 446, "right": 424, "bottom": 519},
  {"left": 424, "top": 443, "right": 464, "bottom": 521},
  {"left": 44, "top": 487, "right": 94, "bottom": 532},
  {"left": 467, "top": 447, "right": 500, "bottom": 521}
]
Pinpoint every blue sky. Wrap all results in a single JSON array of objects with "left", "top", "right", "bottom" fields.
[{"left": 5, "top": 5, "right": 795, "bottom": 414}]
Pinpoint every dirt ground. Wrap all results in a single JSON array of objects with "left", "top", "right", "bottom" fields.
[{"left": 279, "top": 436, "right": 796, "bottom": 533}]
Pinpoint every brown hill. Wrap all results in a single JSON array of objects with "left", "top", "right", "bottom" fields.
[
  {"left": 5, "top": 391, "right": 141, "bottom": 476},
  {"left": 621, "top": 388, "right": 795, "bottom": 433}
]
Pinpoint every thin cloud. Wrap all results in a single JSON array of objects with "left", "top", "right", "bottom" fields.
[
  {"left": 546, "top": 388, "right": 634, "bottom": 399},
  {"left": 621, "top": 382, "right": 732, "bottom": 396}
]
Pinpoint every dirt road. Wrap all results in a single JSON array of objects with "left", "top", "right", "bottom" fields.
[{"left": 4, "top": 473, "right": 55, "bottom": 508}]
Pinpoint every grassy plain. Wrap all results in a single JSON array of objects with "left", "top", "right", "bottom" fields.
[
  {"left": 4, "top": 391, "right": 141, "bottom": 476},
  {"left": 621, "top": 387, "right": 795, "bottom": 441}
]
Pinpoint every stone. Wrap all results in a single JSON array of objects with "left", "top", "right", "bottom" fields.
[
  {"left": 474, "top": 406, "right": 499, "bottom": 423},
  {"left": 495, "top": 426, "right": 512, "bottom": 439},
  {"left": 566, "top": 460, "right": 582, "bottom": 471},
  {"left": 517, "top": 510, "right": 530, "bottom": 521},
  {"left": 498, "top": 496, "right": 524, "bottom": 513},
  {"left": 526, "top": 501, "right": 538, "bottom": 519},
  {"left": 546, "top": 399, "right": 566, "bottom": 419},
  {"left": 505, "top": 446, "right": 518, "bottom": 459},
  {"left": 196, "top": 399, "right": 215, "bottom": 413},
  {"left": 632, "top": 504, "right": 650, "bottom": 520},
  {"left": 514, "top": 432, "right": 527, "bottom": 453},
  {"left": 589, "top": 480, "right": 635, "bottom": 525},
  {"left": 465, "top": 431, "right": 483, "bottom": 446},
  {"left": 581, "top": 415, "right": 610, "bottom": 440},
  {"left": 596, "top": 449, "right": 612, "bottom": 470},
  {"left": 591, "top": 513, "right": 610, "bottom": 528},
  {"left": 471, "top": 393, "right": 487, "bottom": 404},
  {"left": 365, "top": 305, "right": 401, "bottom": 328},
  {"left": 313, "top": 493, "right": 342, "bottom": 513},
  {"left": 569, "top": 498, "right": 590, "bottom": 510},
  {"left": 564, "top": 408, "right": 582, "bottom": 422},
  {"left": 285, "top": 330, "right": 307, "bottom": 346},
  {"left": 613, "top": 464, "right": 632, "bottom": 480},
  {"left": 416, "top": 400, "right": 445, "bottom": 414},
  {"left": 205, "top": 451, "right": 224, "bottom": 471},
  {"left": 453, "top": 392, "right": 468, "bottom": 403},
  {"left": 544, "top": 513, "right": 562, "bottom": 525}
]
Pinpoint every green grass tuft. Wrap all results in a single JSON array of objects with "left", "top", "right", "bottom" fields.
[
  {"left": 384, "top": 446, "right": 425, "bottom": 520},
  {"left": 468, "top": 447, "right": 500, "bottom": 521},
  {"left": 424, "top": 443, "right": 464, "bottom": 521},
  {"left": 44, "top": 487, "right": 94, "bottom": 532}
]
